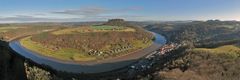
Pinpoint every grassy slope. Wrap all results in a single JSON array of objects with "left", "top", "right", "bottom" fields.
[
  {"left": 20, "top": 26, "right": 153, "bottom": 62},
  {"left": 20, "top": 36, "right": 152, "bottom": 61},
  {"left": 193, "top": 45, "right": 240, "bottom": 58},
  {"left": 20, "top": 36, "right": 96, "bottom": 61}
]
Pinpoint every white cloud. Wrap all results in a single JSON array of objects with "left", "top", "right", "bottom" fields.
[
  {"left": 51, "top": 6, "right": 143, "bottom": 17},
  {"left": 52, "top": 7, "right": 108, "bottom": 16},
  {"left": 0, "top": 6, "right": 150, "bottom": 23},
  {"left": 0, "top": 15, "right": 83, "bottom": 23}
]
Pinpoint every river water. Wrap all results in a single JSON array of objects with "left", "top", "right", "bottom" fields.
[{"left": 9, "top": 31, "right": 166, "bottom": 73}]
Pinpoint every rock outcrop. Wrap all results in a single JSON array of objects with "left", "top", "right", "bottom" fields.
[
  {"left": 103, "top": 19, "right": 129, "bottom": 26},
  {"left": 0, "top": 40, "right": 26, "bottom": 80}
]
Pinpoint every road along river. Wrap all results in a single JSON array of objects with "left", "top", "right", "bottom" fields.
[{"left": 9, "top": 31, "right": 166, "bottom": 73}]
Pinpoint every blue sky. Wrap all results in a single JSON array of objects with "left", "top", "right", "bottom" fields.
[{"left": 0, "top": 0, "right": 240, "bottom": 23}]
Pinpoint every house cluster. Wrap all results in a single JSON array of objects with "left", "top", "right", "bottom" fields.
[
  {"left": 87, "top": 45, "right": 133, "bottom": 56},
  {"left": 157, "top": 43, "right": 181, "bottom": 55},
  {"left": 87, "top": 49, "right": 105, "bottom": 56},
  {"left": 127, "top": 43, "right": 183, "bottom": 75}
]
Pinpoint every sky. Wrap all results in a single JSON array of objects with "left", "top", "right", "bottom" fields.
[{"left": 0, "top": 0, "right": 240, "bottom": 23}]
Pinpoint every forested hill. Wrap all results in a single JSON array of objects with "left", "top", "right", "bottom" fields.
[
  {"left": 144, "top": 20, "right": 240, "bottom": 80},
  {"left": 144, "top": 20, "right": 240, "bottom": 47}
]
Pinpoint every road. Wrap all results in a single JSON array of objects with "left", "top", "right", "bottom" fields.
[{"left": 9, "top": 31, "right": 166, "bottom": 73}]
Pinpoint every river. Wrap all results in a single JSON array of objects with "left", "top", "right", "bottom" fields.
[{"left": 9, "top": 31, "right": 166, "bottom": 73}]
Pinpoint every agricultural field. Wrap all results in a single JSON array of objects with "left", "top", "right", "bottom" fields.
[
  {"left": 91, "top": 25, "right": 125, "bottom": 30},
  {"left": 0, "top": 27, "right": 26, "bottom": 33},
  {"left": 20, "top": 25, "right": 153, "bottom": 61},
  {"left": 52, "top": 25, "right": 135, "bottom": 35},
  {"left": 0, "top": 24, "right": 62, "bottom": 41}
]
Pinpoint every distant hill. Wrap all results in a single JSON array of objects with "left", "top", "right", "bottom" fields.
[{"left": 103, "top": 19, "right": 130, "bottom": 26}]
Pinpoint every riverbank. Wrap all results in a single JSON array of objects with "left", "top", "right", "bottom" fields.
[{"left": 9, "top": 31, "right": 166, "bottom": 73}]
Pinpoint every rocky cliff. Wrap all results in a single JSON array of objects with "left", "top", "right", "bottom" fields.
[{"left": 0, "top": 40, "right": 26, "bottom": 80}]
